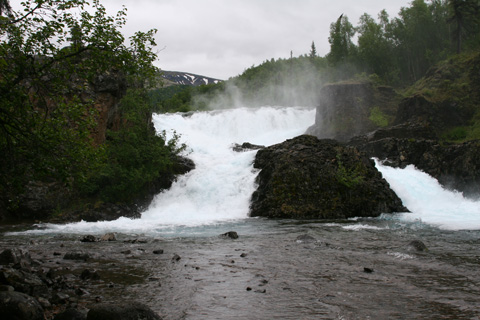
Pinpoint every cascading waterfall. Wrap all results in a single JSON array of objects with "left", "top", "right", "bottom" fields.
[
  {"left": 26, "top": 106, "right": 316, "bottom": 236},
  {"left": 13, "top": 106, "right": 480, "bottom": 236},
  {"left": 375, "top": 160, "right": 480, "bottom": 230}
]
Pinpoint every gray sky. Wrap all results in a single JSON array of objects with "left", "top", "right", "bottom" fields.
[{"left": 11, "top": 0, "right": 412, "bottom": 80}]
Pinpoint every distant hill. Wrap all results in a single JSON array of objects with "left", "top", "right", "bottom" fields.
[{"left": 160, "top": 71, "right": 222, "bottom": 87}]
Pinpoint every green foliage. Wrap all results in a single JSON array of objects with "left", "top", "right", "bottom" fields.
[
  {"left": 0, "top": 0, "right": 162, "bottom": 206},
  {"left": 79, "top": 89, "right": 185, "bottom": 201},
  {"left": 328, "top": 14, "right": 357, "bottom": 66},
  {"left": 148, "top": 83, "right": 222, "bottom": 113},
  {"left": 442, "top": 126, "right": 468, "bottom": 141},
  {"left": 369, "top": 106, "right": 389, "bottom": 127},
  {"left": 335, "top": 155, "right": 365, "bottom": 188}
]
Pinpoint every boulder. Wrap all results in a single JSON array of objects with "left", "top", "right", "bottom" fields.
[
  {"left": 0, "top": 249, "right": 32, "bottom": 266},
  {"left": 0, "top": 291, "right": 44, "bottom": 320},
  {"left": 250, "top": 135, "right": 407, "bottom": 219},
  {"left": 63, "top": 251, "right": 90, "bottom": 261},
  {"left": 54, "top": 308, "right": 88, "bottom": 320},
  {"left": 232, "top": 142, "right": 265, "bottom": 152},
  {"left": 86, "top": 302, "right": 161, "bottom": 320},
  {"left": 0, "top": 268, "right": 47, "bottom": 297}
]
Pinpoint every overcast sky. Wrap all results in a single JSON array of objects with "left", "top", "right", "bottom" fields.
[{"left": 11, "top": 0, "right": 412, "bottom": 80}]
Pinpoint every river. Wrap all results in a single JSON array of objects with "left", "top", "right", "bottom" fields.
[{"left": 1, "top": 106, "right": 480, "bottom": 319}]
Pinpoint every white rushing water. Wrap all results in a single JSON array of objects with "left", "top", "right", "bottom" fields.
[
  {"left": 12, "top": 107, "right": 480, "bottom": 235},
  {"left": 375, "top": 160, "right": 480, "bottom": 230}
]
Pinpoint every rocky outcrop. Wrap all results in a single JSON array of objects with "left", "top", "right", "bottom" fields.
[
  {"left": 350, "top": 134, "right": 480, "bottom": 197},
  {"left": 250, "top": 135, "right": 407, "bottom": 219},
  {"left": 306, "top": 81, "right": 400, "bottom": 141}
]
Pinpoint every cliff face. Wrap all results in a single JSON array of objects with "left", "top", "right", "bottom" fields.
[
  {"left": 306, "top": 81, "right": 400, "bottom": 141},
  {"left": 85, "top": 70, "right": 128, "bottom": 145}
]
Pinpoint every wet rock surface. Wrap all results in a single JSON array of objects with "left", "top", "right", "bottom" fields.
[{"left": 250, "top": 135, "right": 407, "bottom": 219}]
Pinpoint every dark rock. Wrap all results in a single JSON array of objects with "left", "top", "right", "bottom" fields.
[
  {"left": 296, "top": 235, "right": 316, "bottom": 243},
  {"left": 172, "top": 254, "right": 181, "bottom": 262},
  {"left": 0, "top": 285, "right": 14, "bottom": 292},
  {"left": 36, "top": 296, "right": 51, "bottom": 308},
  {"left": 221, "top": 231, "right": 239, "bottom": 239},
  {"left": 80, "top": 269, "right": 101, "bottom": 280},
  {"left": 408, "top": 240, "right": 428, "bottom": 252},
  {"left": 364, "top": 267, "right": 374, "bottom": 273},
  {"left": 152, "top": 249, "right": 164, "bottom": 255},
  {"left": 0, "top": 248, "right": 32, "bottom": 266},
  {"left": 233, "top": 142, "right": 265, "bottom": 152},
  {"left": 240, "top": 253, "right": 248, "bottom": 258},
  {"left": 100, "top": 233, "right": 116, "bottom": 241},
  {"left": 86, "top": 302, "right": 161, "bottom": 320},
  {"left": 0, "top": 291, "right": 44, "bottom": 320},
  {"left": 63, "top": 251, "right": 90, "bottom": 261},
  {"left": 0, "top": 268, "right": 47, "bottom": 296},
  {"left": 54, "top": 308, "right": 88, "bottom": 320},
  {"left": 80, "top": 235, "right": 97, "bottom": 243},
  {"left": 250, "top": 135, "right": 407, "bottom": 219},
  {"left": 52, "top": 292, "right": 70, "bottom": 304}
]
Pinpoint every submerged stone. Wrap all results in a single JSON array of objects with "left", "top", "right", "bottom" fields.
[{"left": 221, "top": 231, "right": 239, "bottom": 239}]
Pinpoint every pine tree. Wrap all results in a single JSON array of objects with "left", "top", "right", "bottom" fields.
[
  {"left": 0, "top": 0, "right": 11, "bottom": 16},
  {"left": 309, "top": 41, "right": 317, "bottom": 59}
]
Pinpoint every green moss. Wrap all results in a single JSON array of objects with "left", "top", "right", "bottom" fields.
[
  {"left": 335, "top": 155, "right": 364, "bottom": 188},
  {"left": 369, "top": 106, "right": 389, "bottom": 127},
  {"left": 442, "top": 126, "right": 468, "bottom": 142}
]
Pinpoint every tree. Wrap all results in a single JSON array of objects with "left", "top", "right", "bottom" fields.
[
  {"left": 0, "top": 0, "right": 11, "bottom": 16},
  {"left": 327, "top": 14, "right": 356, "bottom": 65},
  {"left": 0, "top": 0, "right": 160, "bottom": 207},
  {"left": 357, "top": 13, "right": 394, "bottom": 79},
  {"left": 309, "top": 41, "right": 317, "bottom": 59},
  {"left": 448, "top": 0, "right": 480, "bottom": 53}
]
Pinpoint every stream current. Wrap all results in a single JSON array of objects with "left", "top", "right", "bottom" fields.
[{"left": 2, "top": 106, "right": 480, "bottom": 319}]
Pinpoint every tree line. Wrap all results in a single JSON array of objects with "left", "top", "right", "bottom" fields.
[{"left": 156, "top": 0, "right": 479, "bottom": 112}]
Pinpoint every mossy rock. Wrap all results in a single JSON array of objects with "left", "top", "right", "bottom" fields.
[{"left": 250, "top": 135, "right": 407, "bottom": 219}]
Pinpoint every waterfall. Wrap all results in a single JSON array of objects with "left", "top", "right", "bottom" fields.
[
  {"left": 375, "top": 160, "right": 480, "bottom": 230},
  {"left": 25, "top": 106, "right": 315, "bottom": 236},
  {"left": 11, "top": 107, "right": 480, "bottom": 235}
]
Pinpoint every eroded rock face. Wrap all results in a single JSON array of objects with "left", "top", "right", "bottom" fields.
[
  {"left": 306, "top": 82, "right": 399, "bottom": 142},
  {"left": 250, "top": 135, "right": 407, "bottom": 219}
]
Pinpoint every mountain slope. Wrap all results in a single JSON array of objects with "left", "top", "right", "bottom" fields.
[{"left": 161, "top": 71, "right": 222, "bottom": 86}]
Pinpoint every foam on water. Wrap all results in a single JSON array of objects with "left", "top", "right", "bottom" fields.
[
  {"left": 20, "top": 106, "right": 315, "bottom": 236},
  {"left": 375, "top": 159, "right": 480, "bottom": 230}
]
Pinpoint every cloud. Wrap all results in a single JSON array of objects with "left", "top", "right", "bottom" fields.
[{"left": 10, "top": 0, "right": 411, "bottom": 80}]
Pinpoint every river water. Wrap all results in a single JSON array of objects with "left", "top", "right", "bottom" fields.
[{"left": 2, "top": 106, "right": 480, "bottom": 319}]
